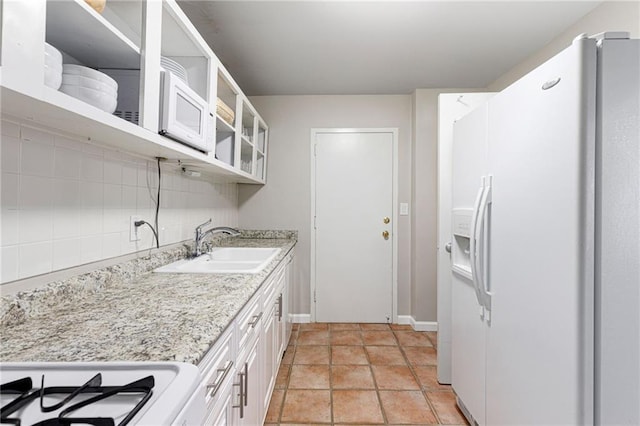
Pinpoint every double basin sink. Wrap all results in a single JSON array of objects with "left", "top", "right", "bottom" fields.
[{"left": 154, "top": 247, "right": 281, "bottom": 274}]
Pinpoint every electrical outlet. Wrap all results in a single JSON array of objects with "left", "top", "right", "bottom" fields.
[{"left": 130, "top": 215, "right": 141, "bottom": 241}]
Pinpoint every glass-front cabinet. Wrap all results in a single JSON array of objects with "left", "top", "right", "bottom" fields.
[{"left": 0, "top": 0, "right": 268, "bottom": 184}]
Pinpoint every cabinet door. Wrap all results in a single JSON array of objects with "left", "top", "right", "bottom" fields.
[
  {"left": 262, "top": 300, "right": 277, "bottom": 413},
  {"left": 284, "top": 252, "right": 295, "bottom": 345},
  {"left": 238, "top": 336, "right": 262, "bottom": 426},
  {"left": 205, "top": 378, "right": 234, "bottom": 426}
]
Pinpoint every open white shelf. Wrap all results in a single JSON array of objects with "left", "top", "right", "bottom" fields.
[{"left": 46, "top": 0, "right": 140, "bottom": 69}]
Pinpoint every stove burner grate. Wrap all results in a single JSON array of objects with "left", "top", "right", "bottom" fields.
[{"left": 0, "top": 374, "right": 155, "bottom": 426}]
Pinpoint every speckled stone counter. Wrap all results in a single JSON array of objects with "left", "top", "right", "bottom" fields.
[{"left": 0, "top": 231, "right": 296, "bottom": 365}]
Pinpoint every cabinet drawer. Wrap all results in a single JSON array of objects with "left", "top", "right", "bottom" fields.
[
  {"left": 263, "top": 263, "right": 286, "bottom": 308},
  {"left": 236, "top": 293, "right": 262, "bottom": 352},
  {"left": 199, "top": 327, "right": 235, "bottom": 409}
]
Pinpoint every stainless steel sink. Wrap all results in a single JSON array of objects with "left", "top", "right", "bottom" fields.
[{"left": 154, "top": 247, "right": 281, "bottom": 274}]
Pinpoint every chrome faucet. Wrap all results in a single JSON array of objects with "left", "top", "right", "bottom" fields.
[{"left": 193, "top": 218, "right": 240, "bottom": 257}]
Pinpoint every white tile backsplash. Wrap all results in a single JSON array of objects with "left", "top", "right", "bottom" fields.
[
  {"left": 1, "top": 210, "right": 19, "bottom": 246},
  {"left": 20, "top": 175, "right": 53, "bottom": 209},
  {"left": 19, "top": 210, "right": 54, "bottom": 244},
  {"left": 103, "top": 159, "right": 123, "bottom": 184},
  {"left": 1, "top": 245, "right": 19, "bottom": 282},
  {"left": 80, "top": 235, "right": 103, "bottom": 263},
  {"left": 103, "top": 184, "right": 122, "bottom": 209},
  {"left": 81, "top": 154, "right": 104, "bottom": 182},
  {"left": 53, "top": 179, "right": 81, "bottom": 208},
  {"left": 103, "top": 209, "right": 123, "bottom": 234},
  {"left": 21, "top": 140, "right": 54, "bottom": 177},
  {"left": 18, "top": 241, "right": 53, "bottom": 279},
  {"left": 2, "top": 173, "right": 19, "bottom": 208},
  {"left": 80, "top": 209, "right": 103, "bottom": 236},
  {"left": 121, "top": 161, "right": 138, "bottom": 186},
  {"left": 102, "top": 232, "right": 121, "bottom": 258},
  {"left": 1, "top": 136, "right": 21, "bottom": 174},
  {"left": 54, "top": 146, "right": 82, "bottom": 179},
  {"left": 52, "top": 238, "right": 82, "bottom": 270},
  {"left": 81, "top": 181, "right": 104, "bottom": 209},
  {"left": 1, "top": 121, "right": 21, "bottom": 138},
  {"left": 53, "top": 209, "right": 82, "bottom": 239},
  {"left": 0, "top": 119, "right": 239, "bottom": 284}
]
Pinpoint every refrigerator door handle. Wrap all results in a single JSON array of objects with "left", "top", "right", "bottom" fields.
[
  {"left": 469, "top": 177, "right": 486, "bottom": 309},
  {"left": 476, "top": 176, "right": 493, "bottom": 313}
]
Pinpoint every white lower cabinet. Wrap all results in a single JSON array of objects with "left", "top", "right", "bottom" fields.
[
  {"left": 237, "top": 334, "right": 261, "bottom": 426},
  {"left": 189, "top": 248, "right": 295, "bottom": 426}
]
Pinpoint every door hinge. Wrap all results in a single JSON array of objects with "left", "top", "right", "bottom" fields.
[
  {"left": 313, "top": 290, "right": 316, "bottom": 302},
  {"left": 313, "top": 216, "right": 317, "bottom": 229}
]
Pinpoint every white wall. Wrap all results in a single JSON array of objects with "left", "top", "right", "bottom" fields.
[
  {"left": 239, "top": 95, "right": 412, "bottom": 317},
  {"left": 0, "top": 119, "right": 238, "bottom": 285},
  {"left": 489, "top": 1, "right": 640, "bottom": 91}
]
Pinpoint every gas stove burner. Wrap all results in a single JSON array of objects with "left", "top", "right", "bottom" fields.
[{"left": 0, "top": 374, "right": 154, "bottom": 426}]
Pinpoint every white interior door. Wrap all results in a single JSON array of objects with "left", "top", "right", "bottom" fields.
[{"left": 312, "top": 130, "right": 395, "bottom": 323}]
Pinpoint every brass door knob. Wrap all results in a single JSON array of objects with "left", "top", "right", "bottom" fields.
[
  {"left": 382, "top": 230, "right": 389, "bottom": 240},
  {"left": 383, "top": 217, "right": 390, "bottom": 224}
]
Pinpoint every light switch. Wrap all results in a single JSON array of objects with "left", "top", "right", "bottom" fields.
[{"left": 400, "top": 203, "right": 409, "bottom": 216}]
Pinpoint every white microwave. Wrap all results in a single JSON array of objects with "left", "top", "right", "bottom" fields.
[{"left": 159, "top": 70, "right": 214, "bottom": 153}]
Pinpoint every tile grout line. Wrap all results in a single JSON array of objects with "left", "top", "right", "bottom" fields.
[{"left": 394, "top": 328, "right": 442, "bottom": 425}]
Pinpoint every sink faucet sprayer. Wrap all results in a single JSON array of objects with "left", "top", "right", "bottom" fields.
[{"left": 193, "top": 218, "right": 240, "bottom": 257}]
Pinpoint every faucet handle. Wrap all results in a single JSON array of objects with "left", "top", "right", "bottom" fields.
[{"left": 196, "top": 218, "right": 212, "bottom": 232}]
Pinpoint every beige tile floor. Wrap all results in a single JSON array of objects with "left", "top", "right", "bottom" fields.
[{"left": 264, "top": 323, "right": 469, "bottom": 425}]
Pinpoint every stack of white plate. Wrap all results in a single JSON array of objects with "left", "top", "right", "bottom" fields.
[
  {"left": 160, "top": 56, "right": 188, "bottom": 84},
  {"left": 60, "top": 64, "right": 118, "bottom": 113},
  {"left": 44, "top": 43, "right": 63, "bottom": 90}
]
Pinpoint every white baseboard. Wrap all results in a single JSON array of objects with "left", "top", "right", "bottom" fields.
[
  {"left": 290, "top": 314, "right": 311, "bottom": 323},
  {"left": 397, "top": 315, "right": 438, "bottom": 332},
  {"left": 396, "top": 315, "right": 413, "bottom": 325}
]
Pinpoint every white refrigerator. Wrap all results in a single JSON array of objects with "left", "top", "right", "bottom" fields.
[{"left": 450, "top": 32, "right": 639, "bottom": 426}]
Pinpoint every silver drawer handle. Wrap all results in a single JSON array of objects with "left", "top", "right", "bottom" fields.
[
  {"left": 248, "top": 311, "right": 263, "bottom": 328},
  {"left": 232, "top": 366, "right": 245, "bottom": 418},
  {"left": 206, "top": 360, "right": 233, "bottom": 398},
  {"left": 277, "top": 293, "right": 283, "bottom": 321}
]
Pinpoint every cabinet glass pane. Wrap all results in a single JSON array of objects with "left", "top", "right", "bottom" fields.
[
  {"left": 240, "top": 140, "right": 253, "bottom": 174},
  {"left": 241, "top": 101, "right": 255, "bottom": 142},
  {"left": 216, "top": 73, "right": 237, "bottom": 128},
  {"left": 257, "top": 124, "right": 267, "bottom": 153},
  {"left": 256, "top": 152, "right": 265, "bottom": 180},
  {"left": 216, "top": 133, "right": 234, "bottom": 166}
]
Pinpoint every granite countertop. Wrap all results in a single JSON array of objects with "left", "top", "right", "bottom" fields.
[{"left": 0, "top": 232, "right": 296, "bottom": 365}]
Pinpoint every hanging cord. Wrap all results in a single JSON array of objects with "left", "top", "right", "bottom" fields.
[
  {"left": 136, "top": 158, "right": 162, "bottom": 249},
  {"left": 154, "top": 157, "right": 161, "bottom": 248}
]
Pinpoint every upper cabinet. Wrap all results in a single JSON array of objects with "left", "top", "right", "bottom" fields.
[{"left": 0, "top": 0, "right": 268, "bottom": 184}]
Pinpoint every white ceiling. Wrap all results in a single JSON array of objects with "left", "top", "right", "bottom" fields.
[{"left": 178, "top": 1, "right": 602, "bottom": 95}]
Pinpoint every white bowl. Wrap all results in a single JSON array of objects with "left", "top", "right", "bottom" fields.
[
  {"left": 60, "top": 84, "right": 117, "bottom": 113},
  {"left": 44, "top": 42, "right": 63, "bottom": 66},
  {"left": 44, "top": 63, "right": 62, "bottom": 90},
  {"left": 45, "top": 56, "right": 63, "bottom": 72},
  {"left": 62, "top": 64, "right": 117, "bottom": 90},
  {"left": 62, "top": 73, "right": 117, "bottom": 97}
]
